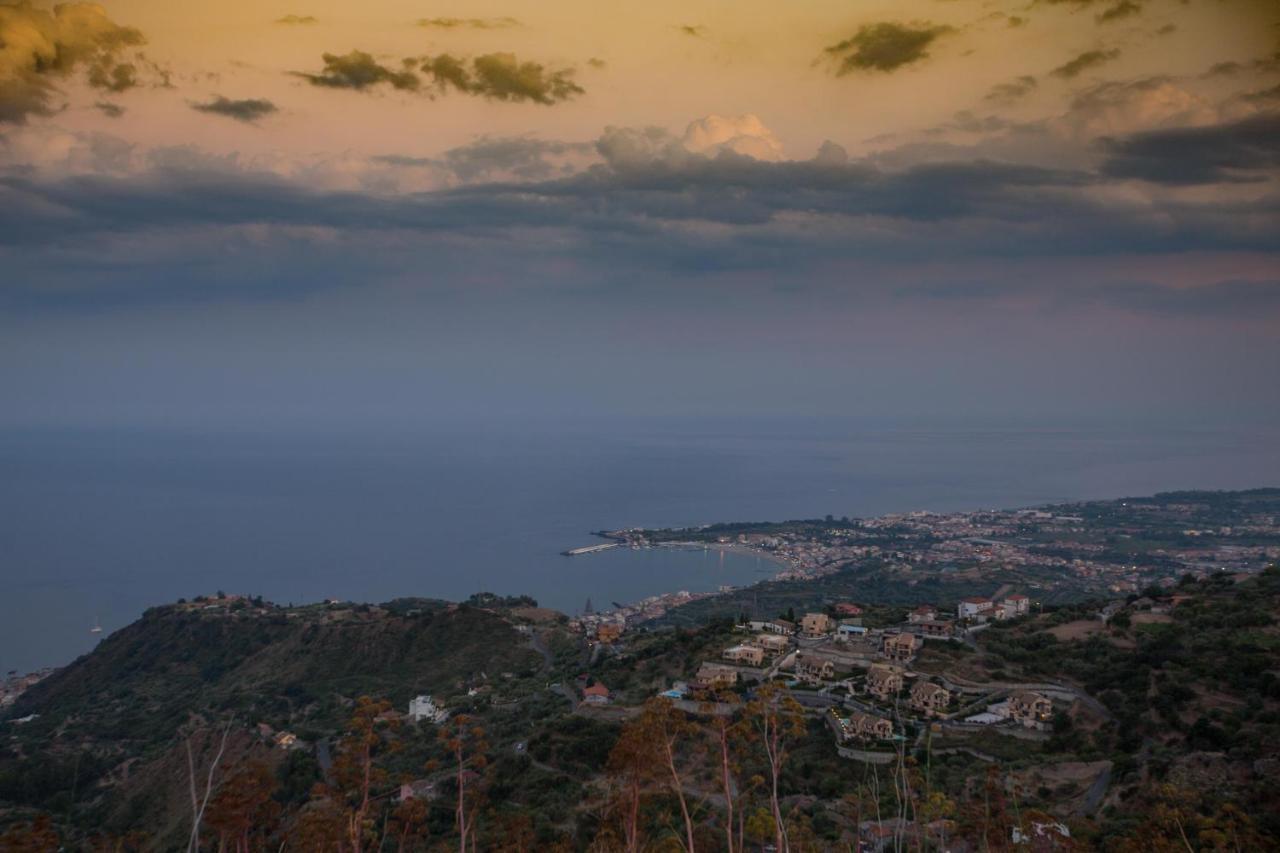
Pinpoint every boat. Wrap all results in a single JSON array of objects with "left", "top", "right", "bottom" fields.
[{"left": 90, "top": 618, "right": 103, "bottom": 634}]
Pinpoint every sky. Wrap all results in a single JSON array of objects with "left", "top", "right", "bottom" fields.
[{"left": 1, "top": 0, "right": 1278, "bottom": 431}]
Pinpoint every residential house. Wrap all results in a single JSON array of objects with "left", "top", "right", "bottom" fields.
[
  {"left": 882, "top": 632, "right": 919, "bottom": 662},
  {"left": 866, "top": 665, "right": 904, "bottom": 700},
  {"left": 915, "top": 619, "right": 954, "bottom": 639},
  {"left": 751, "top": 633, "right": 790, "bottom": 655},
  {"left": 849, "top": 711, "right": 893, "bottom": 740},
  {"left": 582, "top": 683, "right": 612, "bottom": 705},
  {"left": 834, "top": 603, "right": 864, "bottom": 617},
  {"left": 836, "top": 621, "right": 868, "bottom": 642},
  {"left": 748, "top": 619, "right": 795, "bottom": 636},
  {"left": 1003, "top": 594, "right": 1031, "bottom": 616},
  {"left": 957, "top": 597, "right": 994, "bottom": 620},
  {"left": 1008, "top": 691, "right": 1053, "bottom": 729},
  {"left": 907, "top": 605, "right": 938, "bottom": 624},
  {"left": 799, "top": 612, "right": 833, "bottom": 638},
  {"left": 830, "top": 709, "right": 893, "bottom": 743},
  {"left": 909, "top": 681, "right": 951, "bottom": 717},
  {"left": 408, "top": 695, "right": 449, "bottom": 724},
  {"left": 795, "top": 652, "right": 836, "bottom": 684},
  {"left": 695, "top": 662, "right": 740, "bottom": 690},
  {"left": 723, "top": 644, "right": 765, "bottom": 667},
  {"left": 273, "top": 731, "right": 298, "bottom": 750}
]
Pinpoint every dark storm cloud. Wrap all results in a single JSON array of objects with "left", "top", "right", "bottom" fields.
[
  {"left": 1051, "top": 49, "right": 1121, "bottom": 79},
  {"left": 296, "top": 51, "right": 420, "bottom": 91},
  {"left": 274, "top": 14, "right": 318, "bottom": 25},
  {"left": 296, "top": 51, "right": 582, "bottom": 104},
  {"left": 0, "top": 1, "right": 146, "bottom": 123},
  {"left": 191, "top": 96, "right": 279, "bottom": 123},
  {"left": 416, "top": 17, "right": 521, "bottom": 30},
  {"left": 825, "top": 22, "right": 952, "bottom": 74},
  {"left": 1100, "top": 112, "right": 1280, "bottom": 184},
  {"left": 985, "top": 75, "right": 1037, "bottom": 104}
]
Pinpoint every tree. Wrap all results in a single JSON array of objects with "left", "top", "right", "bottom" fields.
[
  {"left": 328, "top": 696, "right": 400, "bottom": 853},
  {"left": 639, "top": 698, "right": 699, "bottom": 852},
  {"left": 743, "top": 683, "right": 805, "bottom": 852},
  {"left": 203, "top": 759, "right": 280, "bottom": 853},
  {"left": 184, "top": 720, "right": 234, "bottom": 853},
  {"left": 440, "top": 713, "right": 489, "bottom": 852},
  {"left": 700, "top": 689, "right": 751, "bottom": 853}
]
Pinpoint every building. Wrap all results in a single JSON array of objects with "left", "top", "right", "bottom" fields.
[
  {"left": 866, "top": 665, "right": 904, "bottom": 700},
  {"left": 834, "top": 603, "right": 864, "bottom": 617},
  {"left": 408, "top": 695, "right": 450, "bottom": 724},
  {"left": 830, "top": 708, "right": 893, "bottom": 742},
  {"left": 907, "top": 605, "right": 938, "bottom": 624},
  {"left": 695, "top": 662, "right": 740, "bottom": 690},
  {"left": 273, "top": 731, "right": 298, "bottom": 749},
  {"left": 838, "top": 621, "right": 869, "bottom": 640},
  {"left": 595, "top": 622, "right": 624, "bottom": 643},
  {"left": 748, "top": 619, "right": 795, "bottom": 636},
  {"left": 795, "top": 652, "right": 836, "bottom": 684},
  {"left": 883, "top": 632, "right": 919, "bottom": 662},
  {"left": 848, "top": 711, "right": 893, "bottom": 740},
  {"left": 583, "top": 683, "right": 612, "bottom": 705},
  {"left": 957, "top": 597, "right": 994, "bottom": 620},
  {"left": 800, "top": 612, "right": 833, "bottom": 638},
  {"left": 723, "top": 644, "right": 765, "bottom": 667},
  {"left": 751, "top": 633, "right": 790, "bottom": 655},
  {"left": 1002, "top": 594, "right": 1030, "bottom": 617},
  {"left": 1008, "top": 691, "right": 1053, "bottom": 729},
  {"left": 915, "top": 619, "right": 954, "bottom": 639},
  {"left": 909, "top": 681, "right": 951, "bottom": 717}
]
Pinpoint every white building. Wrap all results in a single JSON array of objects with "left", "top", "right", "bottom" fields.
[
  {"left": 408, "top": 695, "right": 449, "bottom": 724},
  {"left": 957, "top": 597, "right": 994, "bottom": 620}
]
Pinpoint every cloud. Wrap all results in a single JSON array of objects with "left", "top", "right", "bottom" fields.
[
  {"left": 296, "top": 51, "right": 420, "bottom": 91},
  {"left": 191, "top": 96, "right": 279, "bottom": 123},
  {"left": 297, "top": 51, "right": 583, "bottom": 104},
  {"left": 681, "top": 114, "right": 784, "bottom": 161},
  {"left": 466, "top": 53, "right": 583, "bottom": 104},
  {"left": 1096, "top": 1, "right": 1143, "bottom": 23},
  {"left": 1057, "top": 77, "right": 1217, "bottom": 138},
  {"left": 1051, "top": 49, "right": 1121, "bottom": 79},
  {"left": 824, "top": 22, "right": 951, "bottom": 74},
  {"left": 415, "top": 17, "right": 520, "bottom": 30},
  {"left": 1100, "top": 112, "right": 1280, "bottom": 184},
  {"left": 274, "top": 14, "right": 318, "bottom": 25},
  {"left": 677, "top": 25, "right": 708, "bottom": 38},
  {"left": 0, "top": 1, "right": 146, "bottom": 123},
  {"left": 94, "top": 100, "right": 124, "bottom": 118},
  {"left": 985, "top": 75, "right": 1037, "bottom": 104}
]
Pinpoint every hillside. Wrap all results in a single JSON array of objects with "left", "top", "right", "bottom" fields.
[{"left": 3, "top": 570, "right": 1278, "bottom": 851}]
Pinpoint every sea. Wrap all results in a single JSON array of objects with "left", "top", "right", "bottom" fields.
[{"left": 2, "top": 419, "right": 1278, "bottom": 673}]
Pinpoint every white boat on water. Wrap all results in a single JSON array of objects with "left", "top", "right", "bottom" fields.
[{"left": 90, "top": 618, "right": 103, "bottom": 634}]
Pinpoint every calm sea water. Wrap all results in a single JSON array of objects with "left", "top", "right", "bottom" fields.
[{"left": 2, "top": 420, "right": 1278, "bottom": 673}]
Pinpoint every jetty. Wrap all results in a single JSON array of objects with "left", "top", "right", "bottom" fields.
[{"left": 561, "top": 543, "right": 620, "bottom": 557}]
